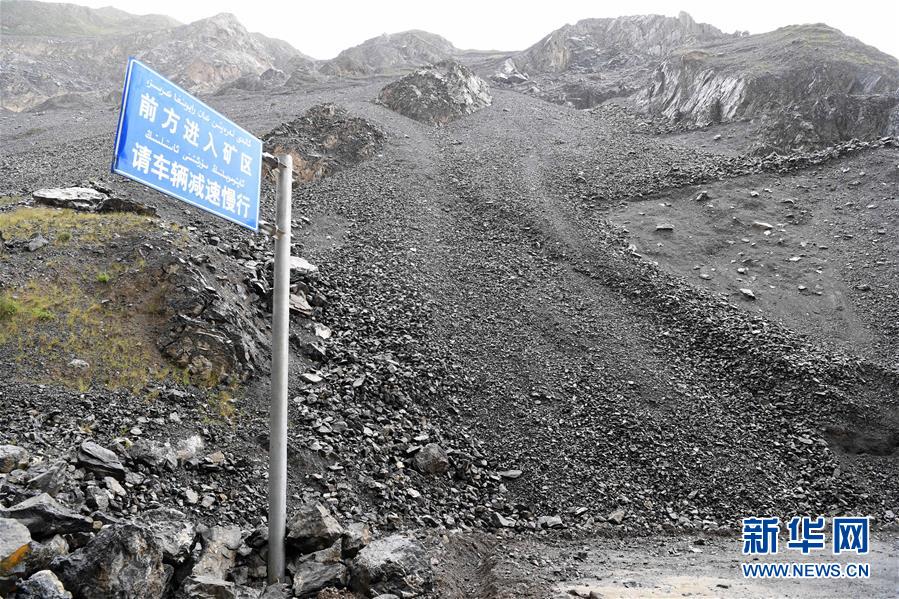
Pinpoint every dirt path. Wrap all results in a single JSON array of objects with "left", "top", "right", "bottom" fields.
[{"left": 434, "top": 531, "right": 899, "bottom": 598}]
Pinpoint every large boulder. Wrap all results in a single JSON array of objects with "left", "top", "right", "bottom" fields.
[
  {"left": 377, "top": 60, "right": 492, "bottom": 125},
  {"left": 0, "top": 494, "right": 92, "bottom": 538},
  {"left": 286, "top": 503, "right": 343, "bottom": 554},
  {"left": 349, "top": 535, "right": 433, "bottom": 597},
  {"left": 52, "top": 524, "right": 166, "bottom": 599}
]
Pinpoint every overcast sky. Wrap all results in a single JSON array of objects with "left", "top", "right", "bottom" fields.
[{"left": 64, "top": 0, "right": 899, "bottom": 60}]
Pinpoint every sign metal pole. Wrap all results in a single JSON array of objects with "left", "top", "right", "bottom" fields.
[{"left": 266, "top": 152, "right": 292, "bottom": 583}]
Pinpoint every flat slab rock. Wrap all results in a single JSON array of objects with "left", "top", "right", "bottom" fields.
[{"left": 32, "top": 187, "right": 156, "bottom": 216}]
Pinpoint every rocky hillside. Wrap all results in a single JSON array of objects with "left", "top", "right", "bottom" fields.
[
  {"left": 0, "top": 2, "right": 313, "bottom": 111},
  {"left": 511, "top": 12, "right": 725, "bottom": 75},
  {"left": 0, "top": 0, "right": 180, "bottom": 36},
  {"left": 486, "top": 13, "right": 727, "bottom": 110},
  {"left": 632, "top": 24, "right": 899, "bottom": 152},
  {"left": 318, "top": 30, "right": 458, "bottom": 77}
]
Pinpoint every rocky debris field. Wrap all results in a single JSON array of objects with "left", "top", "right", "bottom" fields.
[
  {"left": 377, "top": 61, "right": 492, "bottom": 125},
  {"left": 1, "top": 57, "right": 898, "bottom": 598},
  {"left": 263, "top": 104, "right": 386, "bottom": 184}
]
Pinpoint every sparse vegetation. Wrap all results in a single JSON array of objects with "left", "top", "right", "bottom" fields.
[
  {"left": 0, "top": 195, "right": 21, "bottom": 207},
  {"left": 0, "top": 206, "right": 153, "bottom": 244},
  {"left": 0, "top": 272, "right": 166, "bottom": 392},
  {"left": 208, "top": 388, "right": 237, "bottom": 421},
  {"left": 96, "top": 272, "right": 111, "bottom": 283}
]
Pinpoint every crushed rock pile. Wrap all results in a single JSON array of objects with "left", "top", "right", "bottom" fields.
[
  {"left": 263, "top": 104, "right": 386, "bottom": 184},
  {"left": 377, "top": 60, "right": 492, "bottom": 125}
]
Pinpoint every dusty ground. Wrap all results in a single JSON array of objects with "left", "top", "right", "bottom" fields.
[{"left": 432, "top": 530, "right": 899, "bottom": 598}]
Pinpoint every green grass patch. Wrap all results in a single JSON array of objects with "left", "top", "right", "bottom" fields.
[
  {"left": 96, "top": 272, "right": 111, "bottom": 284},
  {"left": 0, "top": 275, "right": 167, "bottom": 393},
  {"left": 0, "top": 195, "right": 21, "bottom": 207},
  {"left": 0, "top": 206, "right": 153, "bottom": 244}
]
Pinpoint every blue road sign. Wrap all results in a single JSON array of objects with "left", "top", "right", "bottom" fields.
[{"left": 112, "top": 58, "right": 262, "bottom": 231}]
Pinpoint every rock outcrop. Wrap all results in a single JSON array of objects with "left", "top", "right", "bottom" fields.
[
  {"left": 378, "top": 60, "right": 492, "bottom": 125},
  {"left": 632, "top": 24, "right": 899, "bottom": 152},
  {"left": 320, "top": 30, "right": 457, "bottom": 77}
]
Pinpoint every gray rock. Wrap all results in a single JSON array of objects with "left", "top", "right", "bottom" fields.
[
  {"left": 289, "top": 292, "right": 313, "bottom": 317},
  {"left": 412, "top": 443, "right": 449, "bottom": 475},
  {"left": 77, "top": 440, "right": 126, "bottom": 481},
  {"left": 0, "top": 494, "right": 92, "bottom": 537},
  {"left": 286, "top": 503, "right": 343, "bottom": 554},
  {"left": 130, "top": 439, "right": 178, "bottom": 470},
  {"left": 68, "top": 359, "right": 89, "bottom": 370},
  {"left": 52, "top": 524, "right": 166, "bottom": 599},
  {"left": 26, "top": 460, "right": 69, "bottom": 496},
  {"left": 177, "top": 575, "right": 237, "bottom": 599},
  {"left": 290, "top": 256, "right": 319, "bottom": 277},
  {"left": 655, "top": 223, "right": 675, "bottom": 231},
  {"left": 341, "top": 522, "right": 371, "bottom": 559},
  {"left": 537, "top": 515, "right": 563, "bottom": 529},
  {"left": 258, "top": 583, "right": 290, "bottom": 599},
  {"left": 0, "top": 518, "right": 31, "bottom": 576},
  {"left": 290, "top": 543, "right": 348, "bottom": 597},
  {"left": 20, "top": 534, "right": 69, "bottom": 577},
  {"left": 607, "top": 509, "right": 626, "bottom": 525},
  {"left": 13, "top": 569, "right": 73, "bottom": 599},
  {"left": 26, "top": 234, "right": 49, "bottom": 252},
  {"left": 136, "top": 508, "right": 196, "bottom": 563},
  {"left": 32, "top": 187, "right": 156, "bottom": 216},
  {"left": 192, "top": 525, "right": 242, "bottom": 579},
  {"left": 739, "top": 288, "right": 756, "bottom": 300},
  {"left": 349, "top": 534, "right": 433, "bottom": 597},
  {"left": 176, "top": 435, "right": 205, "bottom": 463},
  {"left": 0, "top": 445, "right": 30, "bottom": 473},
  {"left": 85, "top": 486, "right": 110, "bottom": 511}
]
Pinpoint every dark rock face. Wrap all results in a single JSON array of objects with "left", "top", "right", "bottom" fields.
[
  {"left": 157, "top": 261, "right": 267, "bottom": 384},
  {"left": 349, "top": 535, "right": 433, "bottom": 597},
  {"left": 320, "top": 30, "right": 457, "bottom": 77},
  {"left": 263, "top": 104, "right": 386, "bottom": 183},
  {"left": 52, "top": 524, "right": 166, "bottom": 599},
  {"left": 0, "top": 494, "right": 92, "bottom": 538},
  {"left": 378, "top": 60, "right": 492, "bottom": 125}
]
